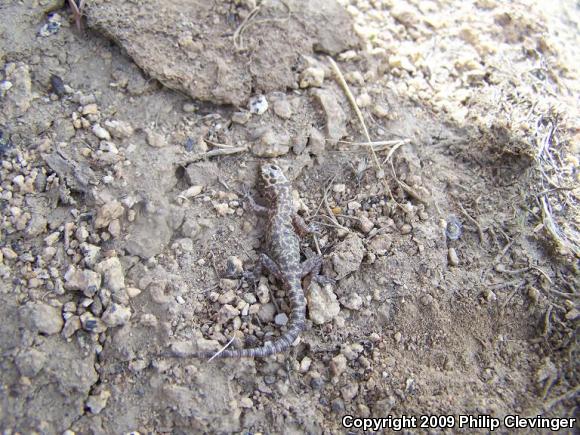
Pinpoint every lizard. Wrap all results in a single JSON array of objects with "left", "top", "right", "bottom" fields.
[{"left": 174, "top": 163, "right": 325, "bottom": 359}]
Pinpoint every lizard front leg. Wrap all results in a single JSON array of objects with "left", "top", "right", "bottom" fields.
[{"left": 242, "top": 185, "right": 269, "bottom": 216}]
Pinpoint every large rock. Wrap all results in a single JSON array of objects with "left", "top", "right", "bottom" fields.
[
  {"left": 2, "top": 63, "right": 32, "bottom": 117},
  {"left": 20, "top": 302, "right": 63, "bottom": 335},
  {"left": 95, "top": 257, "right": 125, "bottom": 292},
  {"left": 307, "top": 282, "right": 340, "bottom": 324},
  {"left": 312, "top": 89, "right": 347, "bottom": 144},
  {"left": 85, "top": 0, "right": 358, "bottom": 105},
  {"left": 330, "top": 234, "right": 365, "bottom": 279}
]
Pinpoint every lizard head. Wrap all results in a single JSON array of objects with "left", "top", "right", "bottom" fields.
[{"left": 260, "top": 163, "right": 289, "bottom": 189}]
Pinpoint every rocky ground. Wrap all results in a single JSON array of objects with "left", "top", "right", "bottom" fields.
[{"left": 0, "top": 0, "right": 578, "bottom": 433}]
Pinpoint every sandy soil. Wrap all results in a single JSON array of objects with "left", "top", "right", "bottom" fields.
[{"left": 0, "top": 0, "right": 578, "bottom": 433}]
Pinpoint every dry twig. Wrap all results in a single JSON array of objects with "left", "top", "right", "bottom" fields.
[
  {"left": 327, "top": 56, "right": 382, "bottom": 173},
  {"left": 459, "top": 202, "right": 485, "bottom": 244},
  {"left": 67, "top": 0, "right": 85, "bottom": 32},
  {"left": 233, "top": 3, "right": 263, "bottom": 50},
  {"left": 180, "top": 145, "right": 249, "bottom": 165}
]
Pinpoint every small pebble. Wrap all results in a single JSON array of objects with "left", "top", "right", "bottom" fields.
[
  {"left": 257, "top": 303, "right": 276, "bottom": 323},
  {"left": 565, "top": 309, "right": 580, "bottom": 321},
  {"left": 421, "top": 294, "right": 434, "bottom": 306},
  {"left": 273, "top": 99, "right": 293, "bottom": 119},
  {"left": 101, "top": 303, "right": 131, "bottom": 327},
  {"left": 214, "top": 203, "right": 231, "bottom": 216},
  {"left": 239, "top": 397, "right": 253, "bottom": 408},
  {"left": 527, "top": 287, "right": 540, "bottom": 303},
  {"left": 126, "top": 287, "right": 142, "bottom": 298},
  {"left": 248, "top": 95, "right": 268, "bottom": 115},
  {"left": 274, "top": 313, "right": 288, "bottom": 326},
  {"left": 95, "top": 257, "right": 125, "bottom": 292},
  {"left": 243, "top": 293, "right": 257, "bottom": 304},
  {"left": 445, "top": 215, "right": 463, "bottom": 240},
  {"left": 1, "top": 247, "right": 18, "bottom": 260},
  {"left": 92, "top": 124, "right": 111, "bottom": 140},
  {"left": 94, "top": 201, "right": 124, "bottom": 229},
  {"left": 50, "top": 75, "right": 66, "bottom": 97},
  {"left": 310, "top": 375, "right": 324, "bottom": 390},
  {"left": 146, "top": 130, "right": 167, "bottom": 148},
  {"left": 299, "top": 356, "right": 312, "bottom": 373},
  {"left": 256, "top": 282, "right": 270, "bottom": 304},
  {"left": 300, "top": 67, "right": 325, "bottom": 88},
  {"left": 348, "top": 201, "right": 361, "bottom": 211},
  {"left": 355, "top": 93, "right": 372, "bottom": 108},
  {"left": 81, "top": 311, "right": 107, "bottom": 334},
  {"left": 400, "top": 224, "right": 412, "bottom": 234},
  {"left": 482, "top": 288, "right": 497, "bottom": 302},
  {"left": 448, "top": 247, "right": 459, "bottom": 266},
  {"left": 357, "top": 216, "right": 374, "bottom": 233},
  {"left": 86, "top": 390, "right": 111, "bottom": 414},
  {"left": 182, "top": 102, "right": 196, "bottom": 113},
  {"left": 217, "top": 304, "right": 240, "bottom": 323},
  {"left": 82, "top": 104, "right": 99, "bottom": 115},
  {"left": 218, "top": 290, "right": 236, "bottom": 305},
  {"left": 79, "top": 94, "right": 96, "bottom": 105},
  {"left": 341, "top": 382, "right": 359, "bottom": 402},
  {"left": 330, "top": 353, "right": 347, "bottom": 378},
  {"left": 372, "top": 104, "right": 389, "bottom": 118},
  {"left": 103, "top": 120, "right": 134, "bottom": 138},
  {"left": 62, "top": 315, "right": 81, "bottom": 338},
  {"left": 341, "top": 293, "right": 363, "bottom": 311},
  {"left": 64, "top": 267, "right": 101, "bottom": 296},
  {"left": 44, "top": 231, "right": 60, "bottom": 246},
  {"left": 232, "top": 111, "right": 251, "bottom": 124}
]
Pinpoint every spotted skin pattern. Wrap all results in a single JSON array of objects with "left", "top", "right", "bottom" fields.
[{"left": 197, "top": 163, "right": 321, "bottom": 358}]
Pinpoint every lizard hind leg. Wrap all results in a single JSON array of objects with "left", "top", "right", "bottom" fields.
[
  {"left": 243, "top": 253, "right": 284, "bottom": 283},
  {"left": 258, "top": 253, "right": 284, "bottom": 281},
  {"left": 300, "top": 255, "right": 335, "bottom": 287}
]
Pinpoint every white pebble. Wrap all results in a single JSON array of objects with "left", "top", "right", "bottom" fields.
[
  {"left": 92, "top": 124, "right": 111, "bottom": 140},
  {"left": 248, "top": 95, "right": 268, "bottom": 115}
]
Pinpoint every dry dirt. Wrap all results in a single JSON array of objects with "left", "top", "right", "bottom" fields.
[{"left": 0, "top": 0, "right": 578, "bottom": 434}]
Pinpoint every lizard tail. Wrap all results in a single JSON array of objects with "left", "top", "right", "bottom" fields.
[{"left": 196, "top": 285, "right": 307, "bottom": 359}]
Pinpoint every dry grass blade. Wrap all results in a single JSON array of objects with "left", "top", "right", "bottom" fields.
[
  {"left": 533, "top": 115, "right": 580, "bottom": 258},
  {"left": 233, "top": 5, "right": 262, "bottom": 50},
  {"left": 337, "top": 139, "right": 411, "bottom": 152},
  {"left": 541, "top": 384, "right": 580, "bottom": 414},
  {"left": 208, "top": 336, "right": 236, "bottom": 362},
  {"left": 327, "top": 56, "right": 382, "bottom": 173},
  {"left": 180, "top": 145, "right": 249, "bottom": 164},
  {"left": 67, "top": 0, "right": 85, "bottom": 32},
  {"left": 459, "top": 202, "right": 485, "bottom": 244},
  {"left": 540, "top": 196, "right": 580, "bottom": 257},
  {"left": 204, "top": 139, "right": 234, "bottom": 149}
]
